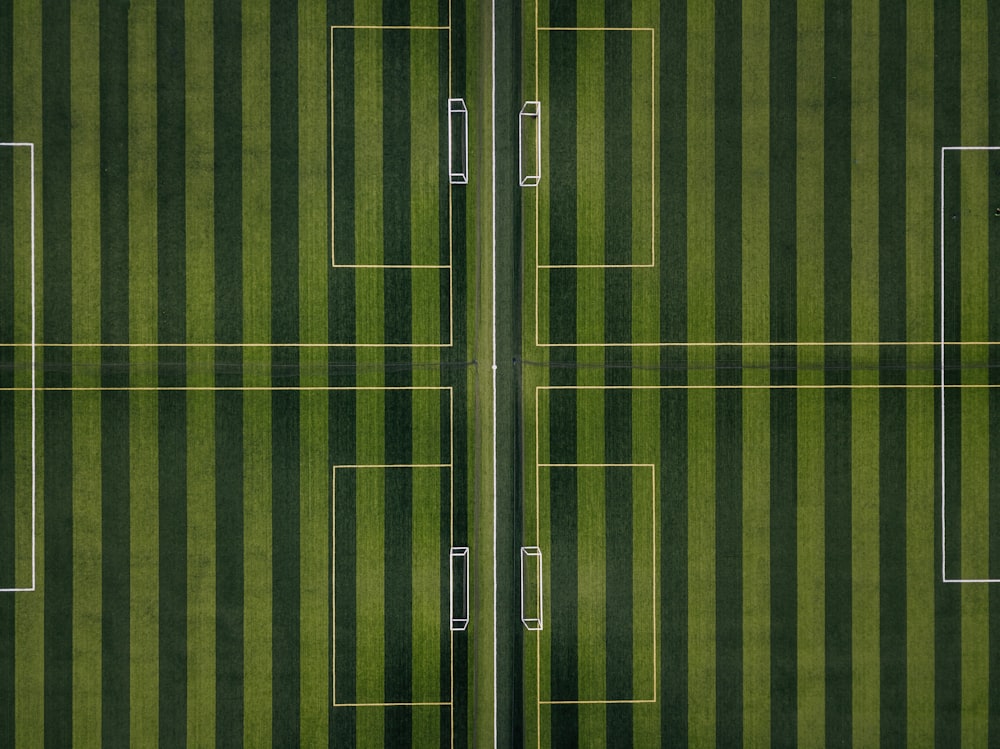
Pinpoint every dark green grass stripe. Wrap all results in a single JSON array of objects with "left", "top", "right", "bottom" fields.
[
  {"left": 329, "top": 24, "right": 356, "bottom": 348},
  {"left": 271, "top": 390, "right": 300, "bottom": 744},
  {"left": 330, "top": 26, "right": 356, "bottom": 266},
  {"left": 42, "top": 1, "right": 73, "bottom": 743},
  {"left": 100, "top": 389, "right": 130, "bottom": 747},
  {"left": 659, "top": 0, "right": 688, "bottom": 740},
  {"left": 98, "top": 4, "right": 131, "bottom": 740},
  {"left": 0, "top": 391, "right": 11, "bottom": 747},
  {"left": 270, "top": 4, "right": 300, "bottom": 742},
  {"left": 438, "top": 11, "right": 452, "bottom": 351},
  {"left": 215, "top": 391, "right": 245, "bottom": 747},
  {"left": 213, "top": 4, "right": 245, "bottom": 744},
  {"left": 384, "top": 467, "right": 413, "bottom": 706},
  {"left": 332, "top": 464, "right": 356, "bottom": 706},
  {"left": 548, "top": 13, "right": 577, "bottom": 351},
  {"left": 770, "top": 388, "right": 797, "bottom": 744},
  {"left": 878, "top": 387, "right": 907, "bottom": 742},
  {"left": 549, "top": 466, "right": 579, "bottom": 731},
  {"left": 384, "top": 389, "right": 413, "bottom": 743},
  {"left": 990, "top": 385, "right": 1000, "bottom": 745},
  {"left": 0, "top": 0, "right": 11, "bottom": 347},
  {"left": 715, "top": 0, "right": 740, "bottom": 347},
  {"left": 715, "top": 387, "right": 743, "bottom": 746},
  {"left": 714, "top": 3, "right": 742, "bottom": 741},
  {"left": 990, "top": 5, "right": 1000, "bottom": 736},
  {"left": 100, "top": 0, "right": 129, "bottom": 346},
  {"left": 769, "top": 0, "right": 796, "bottom": 346},
  {"left": 823, "top": 5, "right": 852, "bottom": 742},
  {"left": 878, "top": 0, "right": 906, "bottom": 356},
  {"left": 156, "top": 1, "right": 185, "bottom": 347},
  {"left": 605, "top": 396, "right": 632, "bottom": 741},
  {"left": 767, "top": 3, "right": 797, "bottom": 743},
  {"left": 933, "top": 1, "right": 962, "bottom": 742},
  {"left": 158, "top": 392, "right": 187, "bottom": 746},
  {"left": 271, "top": 1, "right": 299, "bottom": 347},
  {"left": 215, "top": 0, "right": 243, "bottom": 356},
  {"left": 329, "top": 388, "right": 356, "bottom": 745},
  {"left": 823, "top": 388, "right": 852, "bottom": 747},
  {"left": 549, "top": 392, "right": 578, "bottom": 738},
  {"left": 876, "top": 10, "right": 908, "bottom": 742},
  {"left": 43, "top": 392, "right": 73, "bottom": 747}
]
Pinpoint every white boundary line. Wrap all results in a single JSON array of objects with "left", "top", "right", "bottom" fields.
[
  {"left": 0, "top": 142, "right": 36, "bottom": 593},
  {"left": 939, "top": 146, "right": 1000, "bottom": 583}
]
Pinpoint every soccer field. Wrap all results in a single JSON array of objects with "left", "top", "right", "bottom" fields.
[{"left": 2, "top": 0, "right": 1000, "bottom": 747}]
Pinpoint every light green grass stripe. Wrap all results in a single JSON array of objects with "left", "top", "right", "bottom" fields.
[
  {"left": 905, "top": 388, "right": 935, "bottom": 745},
  {"left": 741, "top": 0, "right": 769, "bottom": 347},
  {"left": 905, "top": 0, "right": 934, "bottom": 358},
  {"left": 187, "top": 390, "right": 216, "bottom": 746},
  {"left": 355, "top": 387, "right": 383, "bottom": 742},
  {"left": 960, "top": 387, "right": 989, "bottom": 742},
  {"left": 797, "top": 388, "right": 825, "bottom": 743},
  {"left": 576, "top": 19, "right": 604, "bottom": 361},
  {"left": 686, "top": 1, "right": 713, "bottom": 350},
  {"left": 796, "top": 0, "right": 824, "bottom": 371},
  {"left": 355, "top": 468, "right": 384, "bottom": 743},
  {"left": 631, "top": 24, "right": 658, "bottom": 353},
  {"left": 904, "top": 6, "right": 936, "bottom": 742},
  {"left": 353, "top": 22, "right": 384, "bottom": 343},
  {"left": 409, "top": 29, "right": 441, "bottom": 268},
  {"left": 241, "top": 3, "right": 273, "bottom": 742},
  {"left": 743, "top": 388, "right": 770, "bottom": 744},
  {"left": 72, "top": 390, "right": 102, "bottom": 746},
  {"left": 243, "top": 387, "right": 273, "bottom": 743},
  {"left": 576, "top": 396, "right": 605, "bottom": 739},
  {"left": 410, "top": 23, "right": 442, "bottom": 351},
  {"left": 411, "top": 466, "right": 442, "bottom": 745},
  {"left": 959, "top": 3, "right": 990, "bottom": 742},
  {"left": 12, "top": 4, "right": 43, "bottom": 740},
  {"left": 850, "top": 0, "right": 878, "bottom": 367},
  {"left": 851, "top": 389, "right": 879, "bottom": 746},
  {"left": 576, "top": 31, "right": 604, "bottom": 269},
  {"left": 242, "top": 0, "right": 271, "bottom": 351},
  {"left": 411, "top": 384, "right": 442, "bottom": 743},
  {"left": 184, "top": 6, "right": 216, "bottom": 740},
  {"left": 70, "top": 2, "right": 102, "bottom": 741},
  {"left": 632, "top": 392, "right": 658, "bottom": 744},
  {"left": 128, "top": 0, "right": 158, "bottom": 365},
  {"left": 298, "top": 0, "right": 328, "bottom": 351},
  {"left": 186, "top": 0, "right": 215, "bottom": 347},
  {"left": 298, "top": 389, "right": 328, "bottom": 743},
  {"left": 352, "top": 24, "right": 383, "bottom": 269},
  {"left": 129, "top": 390, "right": 159, "bottom": 744},
  {"left": 687, "top": 389, "right": 715, "bottom": 746}
]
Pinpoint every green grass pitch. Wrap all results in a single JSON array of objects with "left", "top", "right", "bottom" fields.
[{"left": 2, "top": 1, "right": 1000, "bottom": 748}]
